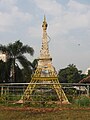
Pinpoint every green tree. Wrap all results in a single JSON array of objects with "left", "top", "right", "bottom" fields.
[
  {"left": 32, "top": 59, "right": 38, "bottom": 70},
  {"left": 0, "top": 60, "right": 10, "bottom": 83},
  {"left": 87, "top": 70, "right": 90, "bottom": 76},
  {"left": 58, "top": 64, "right": 82, "bottom": 83},
  {"left": 22, "top": 59, "right": 38, "bottom": 83},
  {"left": 0, "top": 60, "right": 5, "bottom": 82},
  {"left": 21, "top": 68, "right": 32, "bottom": 83},
  {"left": 0, "top": 40, "right": 34, "bottom": 82}
]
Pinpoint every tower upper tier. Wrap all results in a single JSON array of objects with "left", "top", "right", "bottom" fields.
[{"left": 39, "top": 16, "right": 52, "bottom": 60}]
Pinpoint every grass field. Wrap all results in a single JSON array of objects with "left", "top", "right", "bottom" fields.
[{"left": 0, "top": 108, "right": 90, "bottom": 120}]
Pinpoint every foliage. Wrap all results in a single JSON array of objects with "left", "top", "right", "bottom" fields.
[
  {"left": 0, "top": 40, "right": 34, "bottom": 83},
  {"left": 22, "top": 59, "right": 38, "bottom": 82},
  {"left": 32, "top": 59, "right": 38, "bottom": 70},
  {"left": 0, "top": 60, "right": 10, "bottom": 83},
  {"left": 21, "top": 68, "right": 32, "bottom": 83},
  {"left": 74, "top": 96, "right": 90, "bottom": 107},
  {"left": 87, "top": 70, "right": 90, "bottom": 76},
  {"left": 65, "top": 88, "right": 77, "bottom": 102},
  {"left": 58, "top": 64, "right": 82, "bottom": 83},
  {"left": 80, "top": 74, "right": 87, "bottom": 80}
]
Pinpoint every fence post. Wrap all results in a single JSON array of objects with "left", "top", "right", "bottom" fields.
[
  {"left": 1, "top": 86, "right": 3, "bottom": 96},
  {"left": 87, "top": 85, "right": 89, "bottom": 97}
]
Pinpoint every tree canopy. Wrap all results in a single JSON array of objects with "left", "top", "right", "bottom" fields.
[
  {"left": 58, "top": 64, "right": 83, "bottom": 83},
  {"left": 0, "top": 40, "right": 34, "bottom": 83}
]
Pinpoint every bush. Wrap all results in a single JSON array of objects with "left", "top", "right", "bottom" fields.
[{"left": 74, "top": 96, "right": 90, "bottom": 107}]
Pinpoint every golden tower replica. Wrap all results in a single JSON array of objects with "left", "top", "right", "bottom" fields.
[{"left": 20, "top": 16, "right": 69, "bottom": 103}]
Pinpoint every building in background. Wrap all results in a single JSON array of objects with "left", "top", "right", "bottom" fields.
[
  {"left": 85, "top": 67, "right": 90, "bottom": 75},
  {"left": 0, "top": 51, "right": 7, "bottom": 62}
]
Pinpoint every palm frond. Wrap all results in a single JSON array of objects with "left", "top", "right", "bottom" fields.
[
  {"left": 17, "top": 55, "right": 33, "bottom": 70},
  {"left": 20, "top": 45, "right": 34, "bottom": 56},
  {"left": 0, "top": 45, "right": 7, "bottom": 52}
]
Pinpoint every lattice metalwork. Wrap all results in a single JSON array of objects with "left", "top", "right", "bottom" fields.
[{"left": 20, "top": 16, "right": 69, "bottom": 104}]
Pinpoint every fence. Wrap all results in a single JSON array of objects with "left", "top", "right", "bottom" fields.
[{"left": 0, "top": 83, "right": 90, "bottom": 107}]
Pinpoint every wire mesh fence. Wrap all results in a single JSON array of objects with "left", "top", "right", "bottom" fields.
[{"left": 0, "top": 83, "right": 90, "bottom": 107}]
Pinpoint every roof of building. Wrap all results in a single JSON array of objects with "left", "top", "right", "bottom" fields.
[{"left": 79, "top": 75, "right": 90, "bottom": 83}]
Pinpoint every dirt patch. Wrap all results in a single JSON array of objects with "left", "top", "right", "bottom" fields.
[{"left": 0, "top": 106, "right": 90, "bottom": 113}]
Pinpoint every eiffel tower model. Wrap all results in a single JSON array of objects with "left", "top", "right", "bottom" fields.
[{"left": 19, "top": 16, "right": 69, "bottom": 104}]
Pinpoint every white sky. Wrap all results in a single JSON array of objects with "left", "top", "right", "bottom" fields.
[{"left": 0, "top": 0, "right": 90, "bottom": 73}]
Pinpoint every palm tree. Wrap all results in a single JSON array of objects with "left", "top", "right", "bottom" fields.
[
  {"left": 0, "top": 60, "right": 10, "bottom": 83},
  {"left": 0, "top": 40, "right": 34, "bottom": 82},
  {"left": 0, "top": 60, "right": 5, "bottom": 83}
]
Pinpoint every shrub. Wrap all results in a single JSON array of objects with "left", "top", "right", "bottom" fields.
[{"left": 74, "top": 96, "right": 90, "bottom": 107}]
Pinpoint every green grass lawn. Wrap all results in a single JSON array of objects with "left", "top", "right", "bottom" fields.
[{"left": 0, "top": 109, "right": 90, "bottom": 120}]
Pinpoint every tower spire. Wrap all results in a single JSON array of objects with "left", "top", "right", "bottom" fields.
[
  {"left": 39, "top": 16, "right": 51, "bottom": 61},
  {"left": 42, "top": 15, "right": 48, "bottom": 31}
]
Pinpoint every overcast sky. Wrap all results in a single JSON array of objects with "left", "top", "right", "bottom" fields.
[{"left": 0, "top": 0, "right": 90, "bottom": 73}]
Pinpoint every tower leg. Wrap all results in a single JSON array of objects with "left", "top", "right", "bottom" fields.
[
  {"left": 51, "top": 79, "right": 69, "bottom": 103},
  {"left": 18, "top": 79, "right": 38, "bottom": 103}
]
